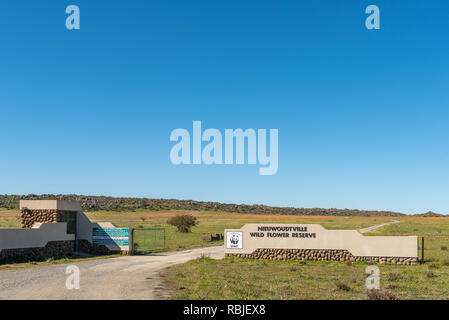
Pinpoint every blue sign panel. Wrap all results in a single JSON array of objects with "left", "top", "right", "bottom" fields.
[{"left": 92, "top": 227, "right": 130, "bottom": 246}]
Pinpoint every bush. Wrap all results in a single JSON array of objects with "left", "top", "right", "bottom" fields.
[
  {"left": 386, "top": 284, "right": 398, "bottom": 290},
  {"left": 367, "top": 289, "right": 397, "bottom": 300},
  {"left": 387, "top": 272, "right": 403, "bottom": 281},
  {"left": 335, "top": 281, "right": 350, "bottom": 291},
  {"left": 441, "top": 246, "right": 447, "bottom": 251},
  {"left": 167, "top": 214, "right": 199, "bottom": 233}
]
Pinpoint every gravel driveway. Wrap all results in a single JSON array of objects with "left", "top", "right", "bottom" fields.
[{"left": 0, "top": 245, "right": 224, "bottom": 300}]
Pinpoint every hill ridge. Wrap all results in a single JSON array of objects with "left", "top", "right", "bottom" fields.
[{"left": 0, "top": 194, "right": 409, "bottom": 217}]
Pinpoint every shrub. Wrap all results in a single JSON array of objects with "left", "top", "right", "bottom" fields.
[
  {"left": 335, "top": 281, "right": 350, "bottom": 291},
  {"left": 386, "top": 284, "right": 398, "bottom": 290},
  {"left": 367, "top": 289, "right": 397, "bottom": 300},
  {"left": 441, "top": 246, "right": 447, "bottom": 251},
  {"left": 167, "top": 214, "right": 199, "bottom": 233},
  {"left": 387, "top": 272, "right": 403, "bottom": 281}
]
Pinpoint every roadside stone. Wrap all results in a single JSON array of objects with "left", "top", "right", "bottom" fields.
[{"left": 226, "top": 248, "right": 418, "bottom": 265}]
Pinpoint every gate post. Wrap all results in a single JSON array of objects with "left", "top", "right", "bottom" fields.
[
  {"left": 421, "top": 237, "right": 424, "bottom": 263},
  {"left": 130, "top": 228, "right": 134, "bottom": 255}
]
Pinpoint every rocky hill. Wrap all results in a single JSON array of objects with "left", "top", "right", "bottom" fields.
[
  {"left": 0, "top": 194, "right": 409, "bottom": 217},
  {"left": 414, "top": 211, "right": 446, "bottom": 217}
]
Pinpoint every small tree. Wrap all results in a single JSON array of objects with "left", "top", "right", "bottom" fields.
[{"left": 167, "top": 214, "right": 198, "bottom": 233}]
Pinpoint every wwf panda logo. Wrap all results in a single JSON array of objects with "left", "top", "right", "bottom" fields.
[
  {"left": 227, "top": 231, "right": 243, "bottom": 249},
  {"left": 230, "top": 233, "right": 240, "bottom": 245}
]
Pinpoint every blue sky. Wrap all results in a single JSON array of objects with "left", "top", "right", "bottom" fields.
[{"left": 1, "top": 1, "right": 448, "bottom": 214}]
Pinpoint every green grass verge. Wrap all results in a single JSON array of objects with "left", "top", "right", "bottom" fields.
[{"left": 160, "top": 256, "right": 449, "bottom": 300}]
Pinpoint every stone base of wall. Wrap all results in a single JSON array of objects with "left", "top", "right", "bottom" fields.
[
  {"left": 20, "top": 209, "right": 64, "bottom": 228},
  {"left": 202, "top": 233, "right": 224, "bottom": 242},
  {"left": 77, "top": 239, "right": 116, "bottom": 255},
  {"left": 0, "top": 240, "right": 74, "bottom": 262},
  {"left": 226, "top": 248, "right": 418, "bottom": 265}
]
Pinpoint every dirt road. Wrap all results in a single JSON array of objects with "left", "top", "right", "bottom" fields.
[
  {"left": 359, "top": 220, "right": 400, "bottom": 233},
  {"left": 0, "top": 246, "right": 223, "bottom": 300}
]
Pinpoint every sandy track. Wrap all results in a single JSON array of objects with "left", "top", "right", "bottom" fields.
[
  {"left": 359, "top": 220, "right": 400, "bottom": 233},
  {"left": 0, "top": 246, "right": 223, "bottom": 300}
]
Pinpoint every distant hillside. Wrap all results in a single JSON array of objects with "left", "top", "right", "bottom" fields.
[
  {"left": 414, "top": 211, "right": 446, "bottom": 217},
  {"left": 0, "top": 194, "right": 408, "bottom": 217}
]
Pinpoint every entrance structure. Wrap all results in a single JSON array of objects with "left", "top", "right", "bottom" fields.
[
  {"left": 0, "top": 200, "right": 130, "bottom": 262},
  {"left": 225, "top": 224, "right": 418, "bottom": 265}
]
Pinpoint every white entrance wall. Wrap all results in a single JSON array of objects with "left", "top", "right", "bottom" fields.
[{"left": 225, "top": 224, "right": 418, "bottom": 258}]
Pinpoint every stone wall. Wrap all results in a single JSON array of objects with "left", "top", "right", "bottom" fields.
[
  {"left": 77, "top": 239, "right": 112, "bottom": 255},
  {"left": 77, "top": 239, "right": 128, "bottom": 255},
  {"left": 20, "top": 208, "right": 64, "bottom": 228},
  {"left": 0, "top": 240, "right": 74, "bottom": 262},
  {"left": 226, "top": 248, "right": 418, "bottom": 265}
]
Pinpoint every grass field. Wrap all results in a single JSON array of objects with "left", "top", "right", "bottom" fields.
[
  {"left": 159, "top": 254, "right": 449, "bottom": 300},
  {"left": 0, "top": 209, "right": 21, "bottom": 228}
]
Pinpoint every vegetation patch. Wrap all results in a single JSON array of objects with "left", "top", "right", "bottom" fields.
[
  {"left": 167, "top": 214, "right": 199, "bottom": 233},
  {"left": 335, "top": 281, "right": 351, "bottom": 291},
  {"left": 367, "top": 289, "right": 397, "bottom": 300},
  {"left": 387, "top": 272, "right": 403, "bottom": 281}
]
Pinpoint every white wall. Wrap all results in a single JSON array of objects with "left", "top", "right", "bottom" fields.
[
  {"left": 0, "top": 223, "right": 74, "bottom": 251},
  {"left": 76, "top": 211, "right": 93, "bottom": 241},
  {"left": 20, "top": 200, "right": 81, "bottom": 211},
  {"left": 76, "top": 212, "right": 130, "bottom": 251},
  {"left": 225, "top": 224, "right": 418, "bottom": 258}
]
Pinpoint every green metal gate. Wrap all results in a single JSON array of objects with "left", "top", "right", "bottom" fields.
[{"left": 131, "top": 228, "right": 165, "bottom": 254}]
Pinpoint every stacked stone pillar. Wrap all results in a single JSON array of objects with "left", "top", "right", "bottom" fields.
[{"left": 20, "top": 208, "right": 64, "bottom": 228}]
